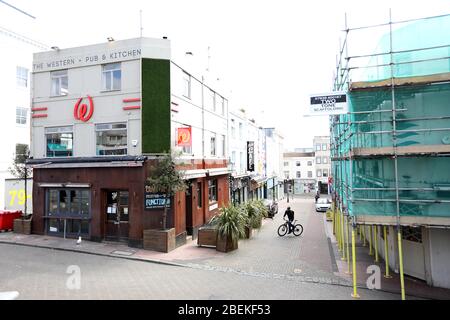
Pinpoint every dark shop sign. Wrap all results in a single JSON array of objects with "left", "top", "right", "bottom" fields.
[
  {"left": 144, "top": 193, "right": 171, "bottom": 210},
  {"left": 247, "top": 141, "right": 255, "bottom": 172}
]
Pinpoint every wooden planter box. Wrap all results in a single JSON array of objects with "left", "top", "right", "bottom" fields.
[
  {"left": 243, "top": 226, "right": 253, "bottom": 239},
  {"left": 13, "top": 218, "right": 32, "bottom": 234},
  {"left": 216, "top": 233, "right": 238, "bottom": 253},
  {"left": 143, "top": 228, "right": 175, "bottom": 253},
  {"left": 197, "top": 227, "right": 218, "bottom": 247}
]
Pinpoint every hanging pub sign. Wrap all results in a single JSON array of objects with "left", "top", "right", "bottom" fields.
[
  {"left": 247, "top": 141, "right": 255, "bottom": 172},
  {"left": 144, "top": 184, "right": 171, "bottom": 210},
  {"left": 308, "top": 91, "right": 348, "bottom": 116},
  {"left": 176, "top": 127, "right": 192, "bottom": 147}
]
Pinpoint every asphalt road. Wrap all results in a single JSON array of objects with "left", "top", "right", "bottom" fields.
[{"left": 0, "top": 243, "right": 402, "bottom": 300}]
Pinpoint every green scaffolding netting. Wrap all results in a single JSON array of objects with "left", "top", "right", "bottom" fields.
[{"left": 331, "top": 83, "right": 450, "bottom": 219}]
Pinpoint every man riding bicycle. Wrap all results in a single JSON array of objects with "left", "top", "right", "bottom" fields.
[{"left": 283, "top": 207, "right": 295, "bottom": 234}]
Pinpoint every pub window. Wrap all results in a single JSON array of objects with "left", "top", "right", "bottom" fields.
[
  {"left": 102, "top": 63, "right": 121, "bottom": 91},
  {"left": 45, "top": 126, "right": 73, "bottom": 157},
  {"left": 46, "top": 188, "right": 90, "bottom": 236},
  {"left": 183, "top": 71, "right": 191, "bottom": 99},
  {"left": 51, "top": 70, "right": 68, "bottom": 96},
  {"left": 16, "top": 107, "right": 28, "bottom": 125},
  {"left": 95, "top": 123, "right": 127, "bottom": 155},
  {"left": 197, "top": 182, "right": 202, "bottom": 208},
  {"left": 208, "top": 179, "right": 218, "bottom": 203},
  {"left": 16, "top": 66, "right": 29, "bottom": 87}
]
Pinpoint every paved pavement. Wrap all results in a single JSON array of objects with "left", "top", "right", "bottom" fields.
[{"left": 1, "top": 194, "right": 448, "bottom": 299}]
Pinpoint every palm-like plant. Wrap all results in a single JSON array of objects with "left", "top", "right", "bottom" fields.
[
  {"left": 243, "top": 201, "right": 262, "bottom": 229},
  {"left": 253, "top": 199, "right": 269, "bottom": 219},
  {"left": 211, "top": 204, "right": 246, "bottom": 241}
]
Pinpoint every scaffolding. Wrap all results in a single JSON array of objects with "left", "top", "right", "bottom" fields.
[{"left": 330, "top": 11, "right": 450, "bottom": 299}]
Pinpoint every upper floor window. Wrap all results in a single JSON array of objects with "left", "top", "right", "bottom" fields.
[
  {"left": 307, "top": 161, "right": 312, "bottom": 166},
  {"left": 16, "top": 107, "right": 28, "bottom": 125},
  {"left": 210, "top": 133, "right": 216, "bottom": 156},
  {"left": 284, "top": 161, "right": 289, "bottom": 167},
  {"left": 221, "top": 98, "right": 225, "bottom": 116},
  {"left": 322, "top": 143, "right": 327, "bottom": 151},
  {"left": 95, "top": 123, "right": 127, "bottom": 155},
  {"left": 316, "top": 144, "right": 321, "bottom": 151},
  {"left": 221, "top": 134, "right": 226, "bottom": 157},
  {"left": 46, "top": 126, "right": 73, "bottom": 157},
  {"left": 316, "top": 157, "right": 321, "bottom": 164},
  {"left": 296, "top": 171, "right": 301, "bottom": 178},
  {"left": 231, "top": 119, "right": 236, "bottom": 139},
  {"left": 317, "top": 169, "right": 322, "bottom": 177},
  {"left": 284, "top": 171, "right": 289, "bottom": 179},
  {"left": 209, "top": 89, "right": 215, "bottom": 111},
  {"left": 16, "top": 66, "right": 29, "bottom": 87},
  {"left": 51, "top": 70, "right": 68, "bottom": 96},
  {"left": 231, "top": 151, "right": 236, "bottom": 165},
  {"left": 308, "top": 171, "right": 313, "bottom": 178},
  {"left": 183, "top": 72, "right": 191, "bottom": 99},
  {"left": 296, "top": 161, "right": 301, "bottom": 166},
  {"left": 239, "top": 123, "right": 243, "bottom": 139},
  {"left": 102, "top": 63, "right": 121, "bottom": 91},
  {"left": 323, "top": 169, "right": 328, "bottom": 177},
  {"left": 323, "top": 157, "right": 328, "bottom": 164}
]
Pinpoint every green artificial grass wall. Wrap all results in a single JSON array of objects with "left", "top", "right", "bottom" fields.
[{"left": 141, "top": 58, "right": 171, "bottom": 153}]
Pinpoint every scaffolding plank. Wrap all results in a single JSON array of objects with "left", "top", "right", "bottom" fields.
[
  {"left": 355, "top": 215, "right": 450, "bottom": 227},
  {"left": 351, "top": 144, "right": 450, "bottom": 157},
  {"left": 349, "top": 72, "right": 450, "bottom": 90}
]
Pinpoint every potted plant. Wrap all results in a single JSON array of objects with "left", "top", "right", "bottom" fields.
[
  {"left": 251, "top": 200, "right": 268, "bottom": 229},
  {"left": 211, "top": 204, "right": 246, "bottom": 252},
  {"left": 241, "top": 202, "right": 257, "bottom": 238},
  {"left": 143, "top": 152, "right": 187, "bottom": 253},
  {"left": 9, "top": 144, "right": 33, "bottom": 234}
]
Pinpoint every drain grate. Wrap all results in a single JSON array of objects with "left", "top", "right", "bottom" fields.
[{"left": 111, "top": 250, "right": 135, "bottom": 256}]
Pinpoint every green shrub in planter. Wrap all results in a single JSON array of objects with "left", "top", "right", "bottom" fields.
[{"left": 210, "top": 204, "right": 246, "bottom": 252}]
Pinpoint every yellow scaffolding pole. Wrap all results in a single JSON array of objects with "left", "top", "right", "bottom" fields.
[
  {"left": 398, "top": 229, "right": 406, "bottom": 300},
  {"left": 351, "top": 226, "right": 360, "bottom": 299},
  {"left": 338, "top": 211, "right": 342, "bottom": 251},
  {"left": 374, "top": 225, "right": 379, "bottom": 263},
  {"left": 345, "top": 216, "right": 351, "bottom": 274},
  {"left": 384, "top": 226, "right": 392, "bottom": 279},
  {"left": 362, "top": 225, "right": 366, "bottom": 246},
  {"left": 341, "top": 211, "right": 346, "bottom": 260},
  {"left": 369, "top": 225, "right": 373, "bottom": 256}
]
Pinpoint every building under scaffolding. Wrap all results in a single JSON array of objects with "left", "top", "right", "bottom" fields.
[{"left": 330, "top": 12, "right": 450, "bottom": 297}]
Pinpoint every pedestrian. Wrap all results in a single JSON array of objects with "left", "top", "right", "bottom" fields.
[{"left": 315, "top": 191, "right": 320, "bottom": 203}]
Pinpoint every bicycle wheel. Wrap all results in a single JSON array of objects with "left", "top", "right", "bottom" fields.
[
  {"left": 277, "top": 224, "right": 288, "bottom": 237},
  {"left": 293, "top": 224, "right": 304, "bottom": 236}
]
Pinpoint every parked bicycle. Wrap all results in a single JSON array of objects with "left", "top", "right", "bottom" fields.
[{"left": 277, "top": 218, "right": 303, "bottom": 237}]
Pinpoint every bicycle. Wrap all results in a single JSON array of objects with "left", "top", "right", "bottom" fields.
[{"left": 277, "top": 218, "right": 303, "bottom": 237}]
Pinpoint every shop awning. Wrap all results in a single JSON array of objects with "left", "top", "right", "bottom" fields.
[
  {"left": 182, "top": 169, "right": 207, "bottom": 179},
  {"left": 207, "top": 168, "right": 232, "bottom": 177},
  {"left": 27, "top": 156, "right": 146, "bottom": 169}
]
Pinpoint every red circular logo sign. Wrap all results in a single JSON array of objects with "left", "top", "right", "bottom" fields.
[{"left": 74, "top": 96, "right": 94, "bottom": 122}]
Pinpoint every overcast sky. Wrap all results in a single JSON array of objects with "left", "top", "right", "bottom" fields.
[{"left": 2, "top": 0, "right": 449, "bottom": 149}]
